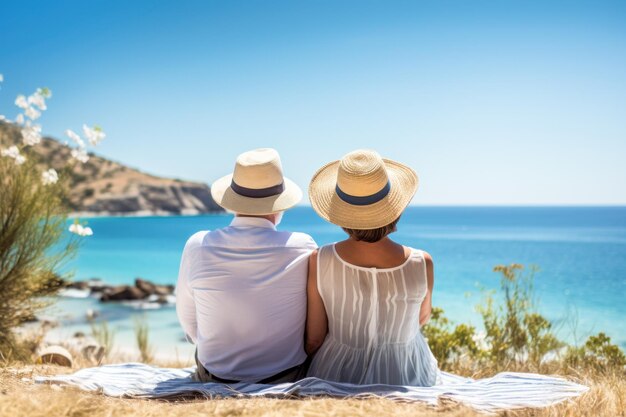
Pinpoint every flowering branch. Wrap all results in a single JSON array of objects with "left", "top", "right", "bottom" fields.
[{"left": 0, "top": 73, "right": 106, "bottom": 237}]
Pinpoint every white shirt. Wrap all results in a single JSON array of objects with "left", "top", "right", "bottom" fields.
[{"left": 176, "top": 216, "right": 317, "bottom": 382}]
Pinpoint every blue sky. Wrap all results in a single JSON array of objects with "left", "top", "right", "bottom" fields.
[{"left": 1, "top": 0, "right": 625, "bottom": 205}]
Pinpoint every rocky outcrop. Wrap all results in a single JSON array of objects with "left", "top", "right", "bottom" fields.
[
  {"left": 65, "top": 278, "right": 176, "bottom": 303},
  {"left": 100, "top": 286, "right": 147, "bottom": 302},
  {"left": 135, "top": 278, "right": 174, "bottom": 296},
  {"left": 0, "top": 121, "right": 223, "bottom": 216},
  {"left": 80, "top": 182, "right": 219, "bottom": 215}
]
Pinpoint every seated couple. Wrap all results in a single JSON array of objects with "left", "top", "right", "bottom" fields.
[{"left": 176, "top": 148, "right": 438, "bottom": 386}]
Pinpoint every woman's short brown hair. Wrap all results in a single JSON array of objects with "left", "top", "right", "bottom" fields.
[{"left": 342, "top": 217, "right": 400, "bottom": 243}]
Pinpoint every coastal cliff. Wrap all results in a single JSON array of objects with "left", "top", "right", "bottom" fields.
[{"left": 0, "top": 121, "right": 223, "bottom": 216}]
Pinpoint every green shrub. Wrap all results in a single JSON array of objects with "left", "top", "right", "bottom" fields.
[
  {"left": 82, "top": 187, "right": 95, "bottom": 198},
  {"left": 477, "top": 264, "right": 564, "bottom": 370},
  {"left": 524, "top": 312, "right": 562, "bottom": 368},
  {"left": 422, "top": 307, "right": 479, "bottom": 369},
  {"left": 1, "top": 81, "right": 105, "bottom": 362},
  {"left": 564, "top": 332, "right": 626, "bottom": 372},
  {"left": 424, "top": 263, "right": 624, "bottom": 374},
  {"left": 0, "top": 155, "right": 78, "bottom": 358}
]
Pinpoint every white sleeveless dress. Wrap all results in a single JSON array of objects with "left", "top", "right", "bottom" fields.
[{"left": 307, "top": 244, "right": 439, "bottom": 386}]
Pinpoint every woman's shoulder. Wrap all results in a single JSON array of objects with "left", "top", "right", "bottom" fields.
[
  {"left": 419, "top": 249, "right": 433, "bottom": 263},
  {"left": 317, "top": 242, "right": 338, "bottom": 255},
  {"left": 308, "top": 243, "right": 335, "bottom": 261},
  {"left": 402, "top": 246, "right": 433, "bottom": 264}
]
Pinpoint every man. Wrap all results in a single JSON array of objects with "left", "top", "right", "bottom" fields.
[{"left": 176, "top": 148, "right": 317, "bottom": 383}]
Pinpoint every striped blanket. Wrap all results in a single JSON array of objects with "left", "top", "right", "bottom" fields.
[{"left": 35, "top": 363, "right": 588, "bottom": 414}]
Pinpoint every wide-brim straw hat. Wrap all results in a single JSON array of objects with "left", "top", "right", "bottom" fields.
[
  {"left": 309, "top": 149, "right": 418, "bottom": 229},
  {"left": 211, "top": 148, "right": 302, "bottom": 215}
]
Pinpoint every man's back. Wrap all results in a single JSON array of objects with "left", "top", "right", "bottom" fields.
[{"left": 176, "top": 216, "right": 316, "bottom": 382}]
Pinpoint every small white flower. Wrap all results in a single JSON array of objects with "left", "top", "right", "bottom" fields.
[
  {"left": 41, "top": 168, "right": 58, "bottom": 185},
  {"left": 1, "top": 145, "right": 26, "bottom": 164},
  {"left": 65, "top": 129, "right": 85, "bottom": 147},
  {"left": 82, "top": 124, "right": 106, "bottom": 146},
  {"left": 15, "top": 114, "right": 24, "bottom": 125},
  {"left": 71, "top": 147, "right": 89, "bottom": 163},
  {"left": 68, "top": 223, "right": 93, "bottom": 236},
  {"left": 24, "top": 106, "right": 41, "bottom": 120},
  {"left": 1, "top": 145, "right": 20, "bottom": 158},
  {"left": 28, "top": 93, "right": 47, "bottom": 111},
  {"left": 15, "top": 95, "right": 28, "bottom": 109},
  {"left": 22, "top": 124, "right": 42, "bottom": 146}
]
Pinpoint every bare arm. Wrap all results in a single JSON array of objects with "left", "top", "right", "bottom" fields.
[
  {"left": 305, "top": 250, "right": 328, "bottom": 356},
  {"left": 419, "top": 251, "right": 434, "bottom": 327}
]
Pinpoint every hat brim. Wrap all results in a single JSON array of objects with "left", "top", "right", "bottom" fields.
[
  {"left": 211, "top": 174, "right": 302, "bottom": 215},
  {"left": 309, "top": 158, "right": 418, "bottom": 229}
]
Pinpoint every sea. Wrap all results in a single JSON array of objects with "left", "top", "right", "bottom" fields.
[{"left": 45, "top": 206, "right": 626, "bottom": 361}]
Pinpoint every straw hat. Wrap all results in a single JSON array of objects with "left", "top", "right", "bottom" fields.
[
  {"left": 211, "top": 148, "right": 302, "bottom": 215},
  {"left": 309, "top": 150, "right": 418, "bottom": 229}
]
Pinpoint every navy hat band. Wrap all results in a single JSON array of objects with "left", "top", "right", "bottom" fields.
[
  {"left": 231, "top": 180, "right": 285, "bottom": 198},
  {"left": 335, "top": 181, "right": 391, "bottom": 206}
]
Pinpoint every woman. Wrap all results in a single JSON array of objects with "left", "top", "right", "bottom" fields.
[{"left": 305, "top": 149, "right": 439, "bottom": 386}]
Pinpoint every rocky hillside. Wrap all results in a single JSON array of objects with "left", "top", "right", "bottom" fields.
[{"left": 0, "top": 121, "right": 223, "bottom": 215}]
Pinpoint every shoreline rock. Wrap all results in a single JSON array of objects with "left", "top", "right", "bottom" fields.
[
  {"left": 100, "top": 285, "right": 147, "bottom": 301},
  {"left": 135, "top": 278, "right": 174, "bottom": 296},
  {"left": 63, "top": 277, "right": 176, "bottom": 304}
]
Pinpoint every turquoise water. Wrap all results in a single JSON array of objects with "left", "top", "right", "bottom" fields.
[{"left": 48, "top": 206, "right": 626, "bottom": 358}]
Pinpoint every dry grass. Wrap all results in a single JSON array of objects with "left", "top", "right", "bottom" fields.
[{"left": 0, "top": 363, "right": 624, "bottom": 417}]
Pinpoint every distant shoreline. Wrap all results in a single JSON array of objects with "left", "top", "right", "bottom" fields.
[{"left": 68, "top": 209, "right": 227, "bottom": 219}]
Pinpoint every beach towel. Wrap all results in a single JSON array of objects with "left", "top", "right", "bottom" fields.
[{"left": 35, "top": 363, "right": 588, "bottom": 414}]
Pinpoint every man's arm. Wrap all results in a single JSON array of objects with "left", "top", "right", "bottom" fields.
[{"left": 175, "top": 236, "right": 199, "bottom": 343}]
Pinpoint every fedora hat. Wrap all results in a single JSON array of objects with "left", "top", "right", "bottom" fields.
[
  {"left": 211, "top": 148, "right": 302, "bottom": 215},
  {"left": 309, "top": 149, "right": 418, "bottom": 229}
]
